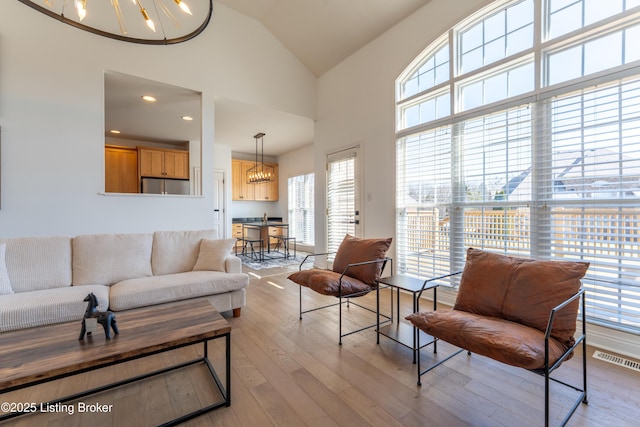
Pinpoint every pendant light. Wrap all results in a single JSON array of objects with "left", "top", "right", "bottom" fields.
[{"left": 247, "top": 133, "right": 275, "bottom": 184}]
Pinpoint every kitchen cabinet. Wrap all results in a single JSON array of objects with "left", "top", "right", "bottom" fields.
[
  {"left": 232, "top": 223, "right": 244, "bottom": 251},
  {"left": 232, "top": 159, "right": 278, "bottom": 201},
  {"left": 267, "top": 224, "right": 286, "bottom": 249},
  {"left": 105, "top": 145, "right": 139, "bottom": 193},
  {"left": 232, "top": 159, "right": 255, "bottom": 201},
  {"left": 254, "top": 164, "right": 279, "bottom": 201},
  {"left": 138, "top": 147, "right": 189, "bottom": 179}
]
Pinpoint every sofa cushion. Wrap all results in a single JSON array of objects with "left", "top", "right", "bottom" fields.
[
  {"left": 454, "top": 248, "right": 589, "bottom": 347},
  {"left": 152, "top": 230, "right": 218, "bottom": 276},
  {"left": 288, "top": 268, "right": 372, "bottom": 296},
  {"left": 0, "top": 284, "right": 109, "bottom": 332},
  {"left": 0, "top": 244, "right": 13, "bottom": 295},
  {"left": 73, "top": 233, "right": 153, "bottom": 286},
  {"left": 108, "top": 271, "right": 249, "bottom": 311},
  {"left": 0, "top": 236, "right": 72, "bottom": 293},
  {"left": 332, "top": 235, "right": 392, "bottom": 285},
  {"left": 406, "top": 310, "right": 571, "bottom": 370},
  {"left": 193, "top": 239, "right": 235, "bottom": 272}
]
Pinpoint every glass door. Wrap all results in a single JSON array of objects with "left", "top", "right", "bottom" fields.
[{"left": 327, "top": 147, "right": 361, "bottom": 253}]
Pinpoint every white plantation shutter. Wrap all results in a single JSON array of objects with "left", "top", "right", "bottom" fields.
[
  {"left": 535, "top": 76, "right": 640, "bottom": 332},
  {"left": 396, "top": 127, "right": 454, "bottom": 279},
  {"left": 456, "top": 105, "right": 533, "bottom": 258},
  {"left": 327, "top": 148, "right": 358, "bottom": 254},
  {"left": 288, "top": 173, "right": 315, "bottom": 246}
]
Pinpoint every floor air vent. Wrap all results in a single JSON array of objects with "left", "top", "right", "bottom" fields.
[{"left": 593, "top": 350, "right": 640, "bottom": 372}]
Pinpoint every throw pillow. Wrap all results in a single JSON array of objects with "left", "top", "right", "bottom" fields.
[
  {"left": 0, "top": 243, "right": 14, "bottom": 295},
  {"left": 192, "top": 238, "right": 236, "bottom": 272},
  {"left": 332, "top": 234, "right": 392, "bottom": 285}
]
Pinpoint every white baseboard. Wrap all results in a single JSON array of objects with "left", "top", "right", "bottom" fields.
[{"left": 581, "top": 322, "right": 640, "bottom": 359}]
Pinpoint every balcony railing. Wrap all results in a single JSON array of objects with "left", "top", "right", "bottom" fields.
[{"left": 401, "top": 207, "right": 640, "bottom": 258}]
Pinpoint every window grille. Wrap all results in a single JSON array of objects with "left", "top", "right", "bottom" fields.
[{"left": 395, "top": 0, "right": 640, "bottom": 333}]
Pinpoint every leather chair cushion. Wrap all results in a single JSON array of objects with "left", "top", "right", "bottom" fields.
[
  {"left": 406, "top": 309, "right": 571, "bottom": 370},
  {"left": 454, "top": 248, "right": 589, "bottom": 347},
  {"left": 288, "top": 268, "right": 372, "bottom": 296},
  {"left": 332, "top": 235, "right": 392, "bottom": 285}
]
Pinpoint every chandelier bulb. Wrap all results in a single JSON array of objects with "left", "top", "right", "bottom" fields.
[
  {"left": 139, "top": 8, "right": 156, "bottom": 32},
  {"left": 174, "top": 0, "right": 192, "bottom": 15},
  {"left": 75, "top": 0, "right": 87, "bottom": 21}
]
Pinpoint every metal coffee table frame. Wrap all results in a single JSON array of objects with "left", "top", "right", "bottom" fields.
[{"left": 0, "top": 301, "right": 231, "bottom": 426}]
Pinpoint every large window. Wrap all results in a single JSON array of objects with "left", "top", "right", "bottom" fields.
[
  {"left": 396, "top": 0, "right": 640, "bottom": 333},
  {"left": 288, "top": 173, "right": 315, "bottom": 246}
]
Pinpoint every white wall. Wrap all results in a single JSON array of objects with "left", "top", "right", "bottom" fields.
[
  {"left": 0, "top": 2, "right": 316, "bottom": 237},
  {"left": 314, "top": 0, "right": 493, "bottom": 254}
]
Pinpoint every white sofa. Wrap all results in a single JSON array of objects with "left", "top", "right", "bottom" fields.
[{"left": 0, "top": 230, "right": 249, "bottom": 333}]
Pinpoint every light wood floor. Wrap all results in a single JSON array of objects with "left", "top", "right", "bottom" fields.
[{"left": 2, "top": 262, "right": 639, "bottom": 426}]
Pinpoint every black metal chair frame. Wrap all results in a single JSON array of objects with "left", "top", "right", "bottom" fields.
[
  {"left": 240, "top": 238, "right": 263, "bottom": 261},
  {"left": 415, "top": 283, "right": 588, "bottom": 427},
  {"left": 298, "top": 252, "right": 393, "bottom": 345},
  {"left": 237, "top": 224, "right": 264, "bottom": 262},
  {"left": 271, "top": 235, "right": 296, "bottom": 259}
]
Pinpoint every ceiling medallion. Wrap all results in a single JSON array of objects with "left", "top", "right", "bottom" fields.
[{"left": 18, "top": 0, "right": 213, "bottom": 45}]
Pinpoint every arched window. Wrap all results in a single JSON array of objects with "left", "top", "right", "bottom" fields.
[{"left": 396, "top": 0, "right": 640, "bottom": 334}]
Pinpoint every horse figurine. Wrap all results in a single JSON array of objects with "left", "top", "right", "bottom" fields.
[{"left": 79, "top": 292, "right": 119, "bottom": 340}]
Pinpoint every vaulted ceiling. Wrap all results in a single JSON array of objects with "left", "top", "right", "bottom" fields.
[
  {"left": 217, "top": 0, "right": 432, "bottom": 77},
  {"left": 106, "top": 1, "right": 433, "bottom": 155},
  {"left": 214, "top": 0, "right": 432, "bottom": 155}
]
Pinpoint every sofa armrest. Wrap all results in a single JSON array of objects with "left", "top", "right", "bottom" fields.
[{"left": 225, "top": 256, "right": 242, "bottom": 274}]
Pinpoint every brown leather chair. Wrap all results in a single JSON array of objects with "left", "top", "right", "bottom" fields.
[
  {"left": 407, "top": 248, "right": 589, "bottom": 426},
  {"left": 288, "top": 234, "right": 392, "bottom": 345}
]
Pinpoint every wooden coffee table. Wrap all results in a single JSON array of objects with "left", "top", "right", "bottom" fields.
[{"left": 0, "top": 299, "right": 231, "bottom": 426}]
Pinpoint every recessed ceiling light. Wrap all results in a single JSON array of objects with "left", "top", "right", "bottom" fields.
[
  {"left": 141, "top": 95, "right": 156, "bottom": 102},
  {"left": 109, "top": 129, "right": 121, "bottom": 134},
  {"left": 182, "top": 115, "right": 193, "bottom": 121}
]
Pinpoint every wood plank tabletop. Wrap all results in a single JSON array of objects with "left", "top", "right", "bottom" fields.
[{"left": 0, "top": 299, "right": 230, "bottom": 390}]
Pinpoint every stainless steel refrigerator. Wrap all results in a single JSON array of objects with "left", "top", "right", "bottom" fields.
[{"left": 141, "top": 178, "right": 189, "bottom": 195}]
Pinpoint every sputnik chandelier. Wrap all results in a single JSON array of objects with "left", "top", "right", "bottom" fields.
[{"left": 18, "top": 0, "right": 213, "bottom": 45}]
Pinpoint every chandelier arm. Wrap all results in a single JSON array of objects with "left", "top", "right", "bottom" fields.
[
  {"left": 112, "top": 0, "right": 128, "bottom": 35},
  {"left": 156, "top": 0, "right": 182, "bottom": 29}
]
